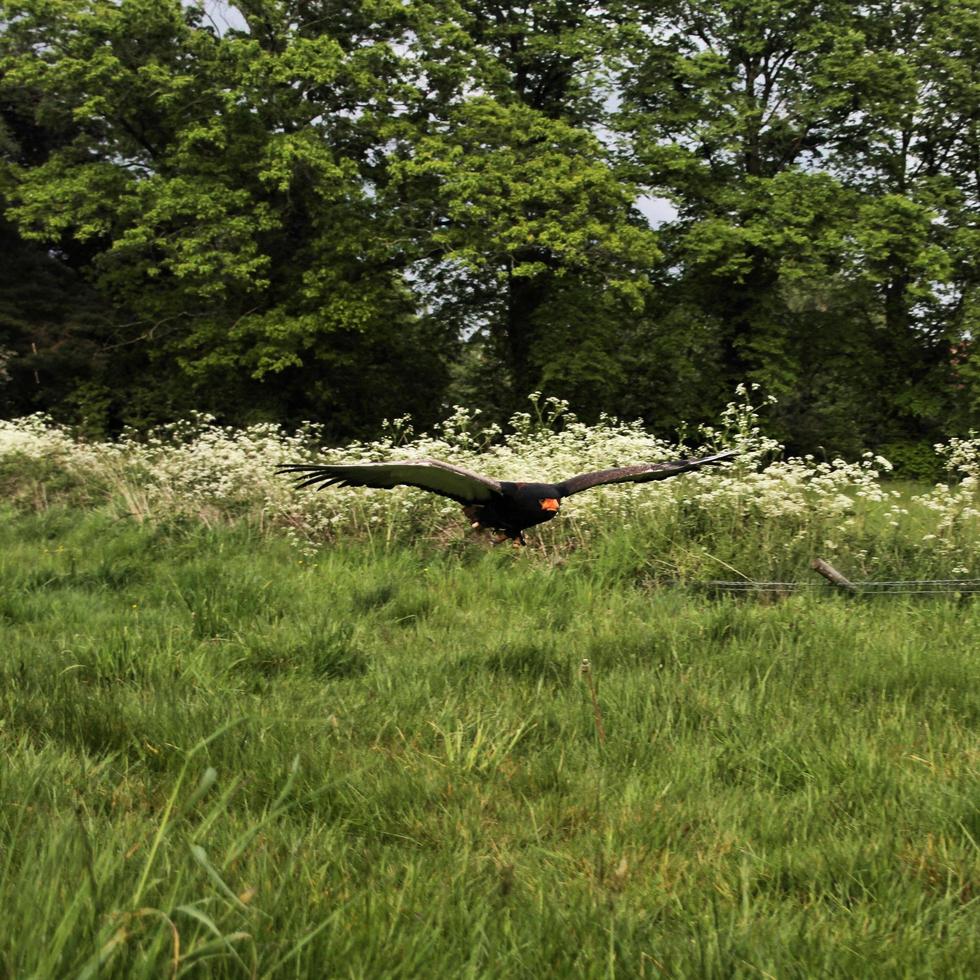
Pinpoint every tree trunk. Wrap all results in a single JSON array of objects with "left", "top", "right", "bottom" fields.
[{"left": 502, "top": 268, "right": 549, "bottom": 403}]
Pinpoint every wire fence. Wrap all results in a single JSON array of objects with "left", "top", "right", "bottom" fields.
[{"left": 699, "top": 578, "right": 980, "bottom": 596}]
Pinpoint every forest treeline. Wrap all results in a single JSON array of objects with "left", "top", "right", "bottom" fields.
[{"left": 0, "top": 0, "right": 977, "bottom": 470}]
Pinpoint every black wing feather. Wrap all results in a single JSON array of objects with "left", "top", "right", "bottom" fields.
[
  {"left": 557, "top": 450, "right": 737, "bottom": 498},
  {"left": 276, "top": 459, "right": 502, "bottom": 505}
]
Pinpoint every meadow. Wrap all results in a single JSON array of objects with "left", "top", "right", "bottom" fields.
[{"left": 0, "top": 395, "right": 978, "bottom": 977}]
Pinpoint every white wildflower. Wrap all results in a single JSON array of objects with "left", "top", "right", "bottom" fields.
[{"left": 0, "top": 389, "right": 975, "bottom": 572}]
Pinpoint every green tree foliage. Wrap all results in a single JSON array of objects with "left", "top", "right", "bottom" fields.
[
  {"left": 392, "top": 96, "right": 658, "bottom": 411},
  {"left": 0, "top": 0, "right": 977, "bottom": 456},
  {"left": 618, "top": 0, "right": 978, "bottom": 456},
  {"left": 388, "top": 1, "right": 659, "bottom": 416},
  {"left": 1, "top": 0, "right": 458, "bottom": 433}
]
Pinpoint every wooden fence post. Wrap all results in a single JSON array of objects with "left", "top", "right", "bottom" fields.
[{"left": 810, "top": 558, "right": 857, "bottom": 593}]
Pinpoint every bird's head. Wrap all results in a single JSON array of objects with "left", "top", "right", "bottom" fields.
[{"left": 538, "top": 497, "right": 560, "bottom": 513}]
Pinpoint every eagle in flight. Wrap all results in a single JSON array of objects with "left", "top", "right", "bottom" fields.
[{"left": 278, "top": 450, "right": 736, "bottom": 545}]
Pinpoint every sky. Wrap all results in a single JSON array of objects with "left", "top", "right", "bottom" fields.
[{"left": 635, "top": 195, "right": 678, "bottom": 227}]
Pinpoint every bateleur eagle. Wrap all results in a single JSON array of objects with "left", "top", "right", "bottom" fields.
[{"left": 277, "top": 450, "right": 737, "bottom": 545}]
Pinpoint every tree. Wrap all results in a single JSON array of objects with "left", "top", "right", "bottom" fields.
[
  {"left": 832, "top": 0, "right": 980, "bottom": 444},
  {"left": 387, "top": 1, "right": 659, "bottom": 416},
  {"left": 0, "top": 19, "right": 123, "bottom": 428},
  {"left": 618, "top": 0, "right": 978, "bottom": 454},
  {"left": 1, "top": 0, "right": 658, "bottom": 429},
  {"left": 2, "top": 0, "right": 976, "bottom": 452},
  {"left": 390, "top": 96, "right": 657, "bottom": 411},
  {"left": 0, "top": 0, "right": 455, "bottom": 433}
]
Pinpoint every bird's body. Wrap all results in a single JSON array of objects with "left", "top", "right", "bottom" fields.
[
  {"left": 277, "top": 450, "right": 737, "bottom": 546},
  {"left": 464, "top": 481, "right": 564, "bottom": 543}
]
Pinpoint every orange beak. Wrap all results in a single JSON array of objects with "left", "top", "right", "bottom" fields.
[{"left": 539, "top": 498, "right": 560, "bottom": 512}]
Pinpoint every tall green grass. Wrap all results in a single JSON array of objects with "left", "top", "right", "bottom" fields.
[{"left": 1, "top": 507, "right": 977, "bottom": 977}]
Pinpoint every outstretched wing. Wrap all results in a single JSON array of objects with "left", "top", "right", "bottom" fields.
[
  {"left": 557, "top": 450, "right": 737, "bottom": 498},
  {"left": 276, "top": 459, "right": 502, "bottom": 505}
]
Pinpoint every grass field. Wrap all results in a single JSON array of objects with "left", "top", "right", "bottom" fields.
[{"left": 1, "top": 505, "right": 977, "bottom": 978}]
